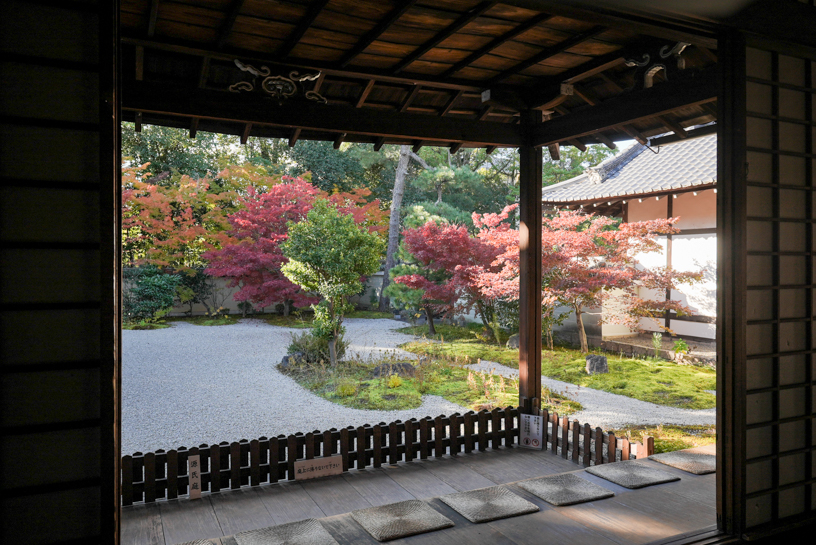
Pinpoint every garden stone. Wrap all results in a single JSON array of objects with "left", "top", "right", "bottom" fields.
[
  {"left": 280, "top": 352, "right": 305, "bottom": 369},
  {"left": 506, "top": 334, "right": 520, "bottom": 349},
  {"left": 586, "top": 355, "right": 608, "bottom": 375}
]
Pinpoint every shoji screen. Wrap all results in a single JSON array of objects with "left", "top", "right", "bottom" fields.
[{"left": 742, "top": 42, "right": 815, "bottom": 530}]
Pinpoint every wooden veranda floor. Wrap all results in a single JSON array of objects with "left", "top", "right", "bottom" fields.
[{"left": 122, "top": 445, "right": 717, "bottom": 545}]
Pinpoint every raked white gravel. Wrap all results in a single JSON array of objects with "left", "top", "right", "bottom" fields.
[{"left": 122, "top": 318, "right": 715, "bottom": 454}]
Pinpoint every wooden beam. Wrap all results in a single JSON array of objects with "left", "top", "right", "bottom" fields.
[
  {"left": 485, "top": 145, "right": 497, "bottom": 155},
  {"left": 568, "top": 138, "right": 587, "bottom": 152},
  {"left": 123, "top": 82, "right": 523, "bottom": 146},
  {"left": 198, "top": 57, "right": 211, "bottom": 88},
  {"left": 135, "top": 46, "right": 144, "bottom": 81},
  {"left": 519, "top": 109, "right": 543, "bottom": 415},
  {"left": 649, "top": 122, "right": 716, "bottom": 146},
  {"left": 147, "top": 0, "right": 160, "bottom": 38},
  {"left": 339, "top": 0, "right": 419, "bottom": 68},
  {"left": 278, "top": 0, "right": 331, "bottom": 59},
  {"left": 356, "top": 79, "right": 375, "bottom": 108},
  {"left": 189, "top": 118, "right": 199, "bottom": 139},
  {"left": 450, "top": 142, "right": 463, "bottom": 154},
  {"left": 658, "top": 115, "right": 688, "bottom": 138},
  {"left": 531, "top": 66, "right": 717, "bottom": 147},
  {"left": 373, "top": 137, "right": 386, "bottom": 151},
  {"left": 477, "top": 105, "right": 494, "bottom": 121},
  {"left": 216, "top": 0, "right": 245, "bottom": 50},
  {"left": 594, "top": 132, "right": 617, "bottom": 150},
  {"left": 333, "top": 133, "right": 346, "bottom": 149},
  {"left": 392, "top": 1, "right": 497, "bottom": 74},
  {"left": 547, "top": 143, "right": 560, "bottom": 160},
  {"left": 240, "top": 122, "right": 252, "bottom": 144},
  {"left": 122, "top": 36, "right": 483, "bottom": 93},
  {"left": 488, "top": 26, "right": 606, "bottom": 85},
  {"left": 440, "top": 13, "right": 555, "bottom": 79},
  {"left": 134, "top": 111, "right": 142, "bottom": 132},
  {"left": 524, "top": 42, "right": 663, "bottom": 109},
  {"left": 412, "top": 141, "right": 423, "bottom": 153},
  {"left": 288, "top": 128, "right": 301, "bottom": 147},
  {"left": 439, "top": 90, "right": 463, "bottom": 117},
  {"left": 619, "top": 125, "right": 648, "bottom": 145},
  {"left": 400, "top": 85, "right": 421, "bottom": 112}
]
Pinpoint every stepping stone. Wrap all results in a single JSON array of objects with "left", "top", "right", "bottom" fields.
[
  {"left": 233, "top": 518, "right": 338, "bottom": 545},
  {"left": 350, "top": 499, "right": 454, "bottom": 542},
  {"left": 586, "top": 460, "right": 680, "bottom": 489},
  {"left": 517, "top": 473, "right": 615, "bottom": 506},
  {"left": 439, "top": 485, "right": 539, "bottom": 523},
  {"left": 650, "top": 450, "right": 716, "bottom": 475}
]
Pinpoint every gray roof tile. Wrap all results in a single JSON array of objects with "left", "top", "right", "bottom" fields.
[{"left": 541, "top": 133, "right": 717, "bottom": 203}]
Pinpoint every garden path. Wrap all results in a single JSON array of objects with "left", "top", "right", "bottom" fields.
[{"left": 467, "top": 360, "right": 716, "bottom": 429}]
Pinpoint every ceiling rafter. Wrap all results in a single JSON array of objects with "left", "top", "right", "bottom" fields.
[
  {"left": 391, "top": 1, "right": 498, "bottom": 74},
  {"left": 488, "top": 26, "right": 606, "bottom": 85},
  {"left": 216, "top": 0, "right": 246, "bottom": 50},
  {"left": 440, "top": 13, "right": 555, "bottom": 79},
  {"left": 124, "top": 81, "right": 523, "bottom": 147},
  {"left": 439, "top": 90, "right": 464, "bottom": 117},
  {"left": 597, "top": 73, "right": 688, "bottom": 139},
  {"left": 339, "top": 0, "right": 419, "bottom": 68},
  {"left": 189, "top": 118, "right": 199, "bottom": 139},
  {"left": 240, "top": 122, "right": 252, "bottom": 144},
  {"left": 356, "top": 79, "right": 376, "bottom": 108},
  {"left": 278, "top": 0, "right": 332, "bottom": 59},
  {"left": 400, "top": 85, "right": 422, "bottom": 112},
  {"left": 121, "top": 36, "right": 484, "bottom": 92},
  {"left": 288, "top": 128, "right": 301, "bottom": 147},
  {"left": 532, "top": 66, "right": 717, "bottom": 147},
  {"left": 147, "top": 0, "right": 160, "bottom": 37}
]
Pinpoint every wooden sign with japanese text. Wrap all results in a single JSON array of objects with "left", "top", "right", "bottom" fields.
[
  {"left": 188, "top": 454, "right": 202, "bottom": 499},
  {"left": 294, "top": 455, "right": 343, "bottom": 481}
]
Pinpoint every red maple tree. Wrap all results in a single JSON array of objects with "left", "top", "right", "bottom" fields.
[
  {"left": 477, "top": 209, "right": 702, "bottom": 353},
  {"left": 203, "top": 178, "right": 387, "bottom": 313},
  {"left": 393, "top": 217, "right": 503, "bottom": 328}
]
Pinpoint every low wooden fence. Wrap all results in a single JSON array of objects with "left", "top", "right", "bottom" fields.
[{"left": 121, "top": 407, "right": 654, "bottom": 505}]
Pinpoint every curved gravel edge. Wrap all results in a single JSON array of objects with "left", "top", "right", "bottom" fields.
[{"left": 466, "top": 359, "right": 715, "bottom": 429}]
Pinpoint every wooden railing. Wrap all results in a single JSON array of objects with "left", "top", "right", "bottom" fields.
[{"left": 121, "top": 407, "right": 653, "bottom": 505}]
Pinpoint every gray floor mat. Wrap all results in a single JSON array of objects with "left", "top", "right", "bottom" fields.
[
  {"left": 517, "top": 473, "right": 615, "bottom": 506},
  {"left": 350, "top": 499, "right": 454, "bottom": 542},
  {"left": 439, "top": 485, "right": 539, "bottom": 523},
  {"left": 650, "top": 450, "right": 716, "bottom": 475},
  {"left": 586, "top": 461, "right": 681, "bottom": 489},
  {"left": 233, "top": 518, "right": 338, "bottom": 545}
]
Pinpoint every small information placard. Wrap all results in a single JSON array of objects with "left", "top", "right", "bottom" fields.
[
  {"left": 519, "top": 414, "right": 544, "bottom": 450},
  {"left": 294, "top": 455, "right": 343, "bottom": 481},
  {"left": 188, "top": 454, "right": 202, "bottom": 499}
]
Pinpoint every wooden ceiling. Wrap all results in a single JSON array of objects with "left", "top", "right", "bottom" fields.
[{"left": 120, "top": 0, "right": 719, "bottom": 150}]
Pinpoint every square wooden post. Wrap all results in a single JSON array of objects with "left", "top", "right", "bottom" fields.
[{"left": 518, "top": 110, "right": 543, "bottom": 415}]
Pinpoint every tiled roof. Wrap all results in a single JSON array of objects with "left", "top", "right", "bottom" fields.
[{"left": 541, "top": 133, "right": 717, "bottom": 203}]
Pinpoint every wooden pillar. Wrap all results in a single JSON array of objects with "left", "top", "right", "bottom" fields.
[{"left": 518, "top": 110, "right": 543, "bottom": 415}]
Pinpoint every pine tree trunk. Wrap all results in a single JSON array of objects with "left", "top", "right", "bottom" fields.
[
  {"left": 575, "top": 306, "right": 589, "bottom": 353},
  {"left": 283, "top": 300, "right": 290, "bottom": 316},
  {"left": 379, "top": 145, "right": 411, "bottom": 312},
  {"left": 424, "top": 305, "right": 436, "bottom": 336}
]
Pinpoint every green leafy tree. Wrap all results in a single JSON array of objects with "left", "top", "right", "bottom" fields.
[
  {"left": 542, "top": 145, "right": 617, "bottom": 186},
  {"left": 287, "top": 140, "right": 369, "bottom": 193},
  {"left": 282, "top": 200, "right": 385, "bottom": 365}
]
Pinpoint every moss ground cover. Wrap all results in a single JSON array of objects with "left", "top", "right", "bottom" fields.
[
  {"left": 611, "top": 424, "right": 716, "bottom": 454},
  {"left": 399, "top": 325, "right": 716, "bottom": 410},
  {"left": 165, "top": 314, "right": 240, "bottom": 326},
  {"left": 278, "top": 356, "right": 582, "bottom": 415},
  {"left": 260, "top": 309, "right": 394, "bottom": 328}
]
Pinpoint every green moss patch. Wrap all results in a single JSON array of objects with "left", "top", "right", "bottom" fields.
[
  {"left": 279, "top": 357, "right": 582, "bottom": 415},
  {"left": 611, "top": 424, "right": 716, "bottom": 454},
  {"left": 400, "top": 327, "right": 716, "bottom": 410}
]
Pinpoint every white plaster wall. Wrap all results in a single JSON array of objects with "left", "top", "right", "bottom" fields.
[
  {"left": 671, "top": 234, "right": 718, "bottom": 317},
  {"left": 673, "top": 189, "right": 717, "bottom": 229},
  {"left": 627, "top": 194, "right": 667, "bottom": 222}
]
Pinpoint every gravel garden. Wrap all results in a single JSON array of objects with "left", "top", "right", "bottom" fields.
[{"left": 122, "top": 315, "right": 716, "bottom": 456}]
